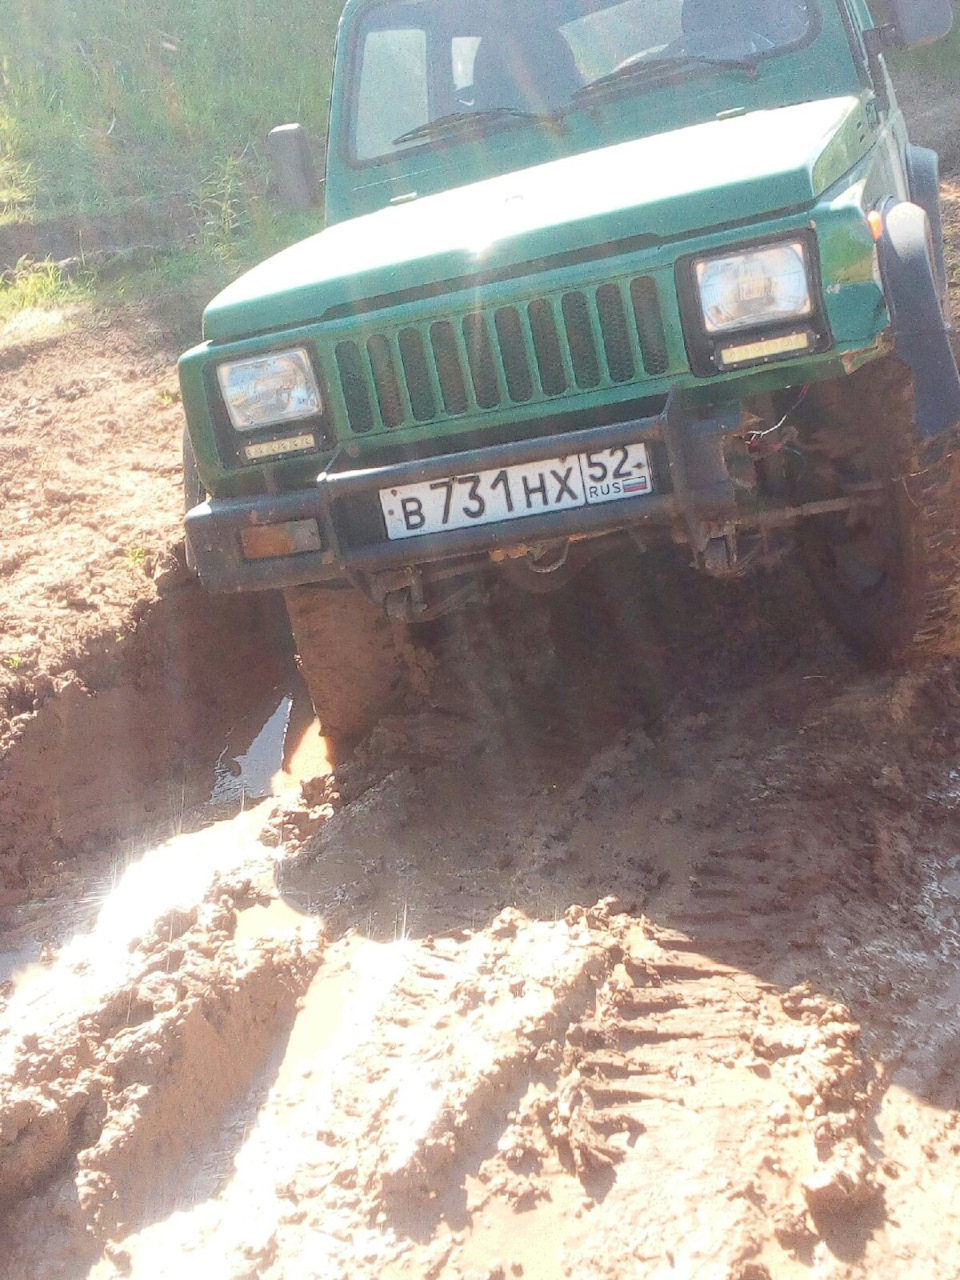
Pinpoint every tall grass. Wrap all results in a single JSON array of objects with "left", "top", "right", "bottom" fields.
[{"left": 0, "top": 0, "right": 343, "bottom": 224}]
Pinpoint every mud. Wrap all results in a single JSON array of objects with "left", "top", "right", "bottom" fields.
[
  {"left": 4, "top": 540, "right": 960, "bottom": 1277},
  {"left": 0, "top": 582, "right": 302, "bottom": 906}
]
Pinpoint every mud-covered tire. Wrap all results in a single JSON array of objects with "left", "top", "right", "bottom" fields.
[
  {"left": 182, "top": 429, "right": 204, "bottom": 575},
  {"left": 283, "top": 584, "right": 413, "bottom": 745},
  {"left": 795, "top": 355, "right": 960, "bottom": 665}
]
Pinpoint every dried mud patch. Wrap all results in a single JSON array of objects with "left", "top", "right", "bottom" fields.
[{"left": 0, "top": 309, "right": 185, "bottom": 747}]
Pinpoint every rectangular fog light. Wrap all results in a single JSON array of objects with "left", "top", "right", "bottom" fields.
[
  {"left": 718, "top": 331, "right": 812, "bottom": 369},
  {"left": 243, "top": 432, "right": 316, "bottom": 462},
  {"left": 240, "top": 519, "right": 323, "bottom": 560}
]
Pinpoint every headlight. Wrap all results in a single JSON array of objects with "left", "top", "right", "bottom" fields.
[
  {"left": 217, "top": 350, "right": 322, "bottom": 431},
  {"left": 695, "top": 242, "right": 812, "bottom": 335}
]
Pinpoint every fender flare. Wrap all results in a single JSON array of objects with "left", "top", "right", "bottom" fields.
[
  {"left": 905, "top": 144, "right": 949, "bottom": 306},
  {"left": 875, "top": 197, "right": 960, "bottom": 438}
]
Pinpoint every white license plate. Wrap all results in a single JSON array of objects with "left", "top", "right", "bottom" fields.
[{"left": 379, "top": 443, "right": 652, "bottom": 541}]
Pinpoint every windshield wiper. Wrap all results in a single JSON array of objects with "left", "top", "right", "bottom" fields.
[
  {"left": 571, "top": 53, "right": 758, "bottom": 107},
  {"left": 393, "top": 108, "right": 559, "bottom": 147}
]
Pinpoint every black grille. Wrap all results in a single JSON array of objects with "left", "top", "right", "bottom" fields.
[
  {"left": 463, "top": 312, "right": 501, "bottom": 409},
  {"left": 398, "top": 328, "right": 436, "bottom": 421},
  {"left": 527, "top": 299, "right": 567, "bottom": 396},
  {"left": 331, "top": 276, "right": 669, "bottom": 432},
  {"left": 562, "top": 291, "right": 601, "bottom": 388},
  {"left": 596, "top": 283, "right": 635, "bottom": 383},
  {"left": 366, "top": 335, "right": 405, "bottom": 428},
  {"left": 494, "top": 306, "right": 534, "bottom": 403}
]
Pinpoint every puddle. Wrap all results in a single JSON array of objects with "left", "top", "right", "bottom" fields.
[
  {"left": 210, "top": 678, "right": 330, "bottom": 807},
  {"left": 211, "top": 696, "right": 294, "bottom": 804}
]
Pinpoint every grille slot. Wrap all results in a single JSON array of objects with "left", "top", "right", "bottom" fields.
[
  {"left": 335, "top": 341, "right": 374, "bottom": 434},
  {"left": 366, "top": 335, "right": 405, "bottom": 428},
  {"left": 398, "top": 328, "right": 436, "bottom": 422},
  {"left": 596, "top": 283, "right": 635, "bottom": 383},
  {"left": 331, "top": 275, "right": 669, "bottom": 433},
  {"left": 430, "top": 321, "right": 469, "bottom": 414},
  {"left": 463, "top": 313, "right": 501, "bottom": 409},
  {"left": 494, "top": 306, "right": 534, "bottom": 403},
  {"left": 631, "top": 277, "right": 669, "bottom": 374},
  {"left": 527, "top": 299, "right": 567, "bottom": 396},
  {"left": 562, "top": 291, "right": 601, "bottom": 389}
]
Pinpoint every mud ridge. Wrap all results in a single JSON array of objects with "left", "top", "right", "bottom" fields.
[{"left": 0, "top": 833, "right": 323, "bottom": 1279}]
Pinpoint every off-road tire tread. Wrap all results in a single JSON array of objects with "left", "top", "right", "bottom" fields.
[
  {"left": 907, "top": 420, "right": 960, "bottom": 660},
  {"left": 182, "top": 429, "right": 204, "bottom": 575},
  {"left": 798, "top": 355, "right": 960, "bottom": 665},
  {"left": 284, "top": 584, "right": 410, "bottom": 745}
]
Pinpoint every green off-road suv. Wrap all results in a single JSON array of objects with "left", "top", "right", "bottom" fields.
[{"left": 180, "top": 0, "right": 960, "bottom": 743}]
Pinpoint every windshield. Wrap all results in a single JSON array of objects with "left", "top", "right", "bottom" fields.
[{"left": 347, "top": 0, "right": 817, "bottom": 163}]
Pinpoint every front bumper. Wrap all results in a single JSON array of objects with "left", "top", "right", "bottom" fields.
[{"left": 186, "top": 394, "right": 737, "bottom": 593}]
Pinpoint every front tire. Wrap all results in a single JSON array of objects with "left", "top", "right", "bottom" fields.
[
  {"left": 283, "top": 584, "right": 415, "bottom": 748},
  {"left": 183, "top": 430, "right": 205, "bottom": 575},
  {"left": 794, "top": 356, "right": 960, "bottom": 665}
]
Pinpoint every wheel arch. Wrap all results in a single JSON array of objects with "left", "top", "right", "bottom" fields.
[
  {"left": 874, "top": 196, "right": 960, "bottom": 438},
  {"left": 905, "top": 144, "right": 948, "bottom": 303}
]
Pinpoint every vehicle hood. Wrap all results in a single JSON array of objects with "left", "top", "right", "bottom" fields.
[{"left": 204, "top": 95, "right": 866, "bottom": 344}]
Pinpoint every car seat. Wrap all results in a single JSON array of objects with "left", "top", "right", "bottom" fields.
[{"left": 470, "top": 26, "right": 581, "bottom": 113}]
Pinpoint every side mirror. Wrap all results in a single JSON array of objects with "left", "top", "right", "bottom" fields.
[
  {"left": 887, "top": 0, "right": 954, "bottom": 47},
  {"left": 267, "top": 124, "right": 322, "bottom": 211}
]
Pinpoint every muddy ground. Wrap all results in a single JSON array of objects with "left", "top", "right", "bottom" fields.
[{"left": 2, "top": 145, "right": 960, "bottom": 1277}]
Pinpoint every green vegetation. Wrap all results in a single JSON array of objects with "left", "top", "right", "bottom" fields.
[
  {"left": 89, "top": 207, "right": 319, "bottom": 302},
  {"left": 898, "top": 28, "right": 960, "bottom": 82},
  {"left": 0, "top": 256, "right": 91, "bottom": 323},
  {"left": 889, "top": 0, "right": 960, "bottom": 81},
  {"left": 0, "top": 0, "right": 343, "bottom": 225}
]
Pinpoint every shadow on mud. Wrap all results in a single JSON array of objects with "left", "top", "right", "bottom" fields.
[
  {"left": 0, "top": 578, "right": 298, "bottom": 909},
  {"left": 279, "top": 544, "right": 848, "bottom": 926}
]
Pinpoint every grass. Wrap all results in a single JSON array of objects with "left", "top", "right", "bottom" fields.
[
  {"left": 0, "top": 0, "right": 343, "bottom": 225},
  {"left": 0, "top": 198, "right": 320, "bottom": 342},
  {"left": 88, "top": 207, "right": 320, "bottom": 308},
  {"left": 0, "top": 256, "right": 91, "bottom": 324},
  {"left": 890, "top": 1, "right": 960, "bottom": 82}
]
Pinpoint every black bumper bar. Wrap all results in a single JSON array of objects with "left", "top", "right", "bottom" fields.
[{"left": 186, "top": 395, "right": 735, "bottom": 593}]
